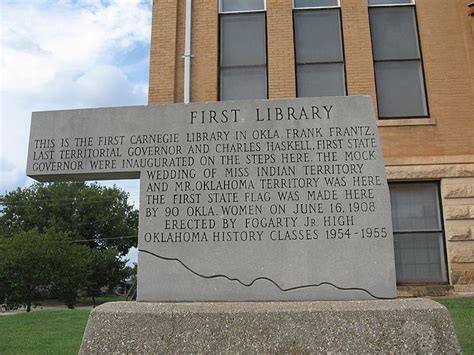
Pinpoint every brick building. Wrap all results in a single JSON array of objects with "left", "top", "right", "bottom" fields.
[{"left": 147, "top": 0, "right": 474, "bottom": 295}]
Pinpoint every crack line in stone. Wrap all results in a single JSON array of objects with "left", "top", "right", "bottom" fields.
[{"left": 139, "top": 249, "right": 395, "bottom": 300}]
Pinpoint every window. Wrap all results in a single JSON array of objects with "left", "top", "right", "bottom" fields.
[
  {"left": 219, "top": 0, "right": 267, "bottom": 101},
  {"left": 389, "top": 182, "right": 448, "bottom": 284},
  {"left": 369, "top": 0, "right": 428, "bottom": 118},
  {"left": 293, "top": 0, "right": 346, "bottom": 97}
]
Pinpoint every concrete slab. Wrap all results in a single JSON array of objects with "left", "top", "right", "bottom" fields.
[{"left": 79, "top": 299, "right": 460, "bottom": 353}]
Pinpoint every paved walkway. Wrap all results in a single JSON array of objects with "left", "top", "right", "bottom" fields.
[{"left": 0, "top": 304, "right": 93, "bottom": 317}]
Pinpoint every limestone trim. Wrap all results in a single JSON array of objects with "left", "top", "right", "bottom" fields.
[
  {"left": 385, "top": 155, "right": 474, "bottom": 166},
  {"left": 377, "top": 117, "right": 436, "bottom": 127},
  {"left": 386, "top": 163, "right": 474, "bottom": 180},
  {"left": 454, "top": 284, "right": 474, "bottom": 292}
]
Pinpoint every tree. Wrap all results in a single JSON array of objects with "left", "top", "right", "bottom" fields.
[
  {"left": 0, "top": 182, "right": 138, "bottom": 309},
  {"left": 0, "top": 229, "right": 89, "bottom": 311},
  {"left": 83, "top": 248, "right": 127, "bottom": 307},
  {"left": 48, "top": 237, "right": 90, "bottom": 309},
  {"left": 0, "top": 182, "right": 138, "bottom": 255}
]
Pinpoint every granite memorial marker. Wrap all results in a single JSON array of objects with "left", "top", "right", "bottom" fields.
[{"left": 27, "top": 96, "right": 397, "bottom": 301}]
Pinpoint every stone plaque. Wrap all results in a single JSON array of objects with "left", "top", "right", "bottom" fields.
[{"left": 27, "top": 96, "right": 396, "bottom": 301}]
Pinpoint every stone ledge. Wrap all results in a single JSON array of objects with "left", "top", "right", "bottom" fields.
[
  {"left": 386, "top": 164, "right": 474, "bottom": 179},
  {"left": 385, "top": 155, "right": 474, "bottom": 166},
  {"left": 453, "top": 284, "right": 474, "bottom": 292},
  {"left": 397, "top": 285, "right": 453, "bottom": 297},
  {"left": 79, "top": 300, "right": 460, "bottom": 354}
]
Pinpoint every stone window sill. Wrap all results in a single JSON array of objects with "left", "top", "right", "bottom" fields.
[{"left": 377, "top": 117, "right": 436, "bottom": 127}]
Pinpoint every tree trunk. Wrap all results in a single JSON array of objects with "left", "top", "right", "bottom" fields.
[
  {"left": 92, "top": 295, "right": 96, "bottom": 308},
  {"left": 26, "top": 285, "right": 32, "bottom": 312}
]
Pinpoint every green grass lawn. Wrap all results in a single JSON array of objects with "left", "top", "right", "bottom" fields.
[
  {"left": 0, "top": 310, "right": 90, "bottom": 355},
  {"left": 434, "top": 296, "right": 474, "bottom": 354},
  {"left": 0, "top": 297, "right": 472, "bottom": 354}
]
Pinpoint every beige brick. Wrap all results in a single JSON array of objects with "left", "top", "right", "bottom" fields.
[
  {"left": 342, "top": 0, "right": 378, "bottom": 115},
  {"left": 446, "top": 226, "right": 474, "bottom": 241},
  {"left": 443, "top": 184, "right": 474, "bottom": 198},
  {"left": 148, "top": 0, "right": 178, "bottom": 104},
  {"left": 445, "top": 206, "right": 471, "bottom": 220},
  {"left": 451, "top": 270, "right": 474, "bottom": 285},
  {"left": 267, "top": 0, "right": 295, "bottom": 98},
  {"left": 448, "top": 242, "right": 474, "bottom": 263}
]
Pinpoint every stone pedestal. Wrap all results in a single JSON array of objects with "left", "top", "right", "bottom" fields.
[{"left": 79, "top": 299, "right": 460, "bottom": 353}]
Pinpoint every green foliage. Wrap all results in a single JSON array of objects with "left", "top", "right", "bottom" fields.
[
  {"left": 83, "top": 248, "right": 127, "bottom": 307},
  {"left": 0, "top": 182, "right": 138, "bottom": 255},
  {"left": 49, "top": 240, "right": 90, "bottom": 309},
  {"left": 435, "top": 297, "right": 474, "bottom": 354},
  {"left": 0, "top": 182, "right": 138, "bottom": 309},
  {"left": 0, "top": 229, "right": 132, "bottom": 310},
  {"left": 0, "top": 310, "right": 90, "bottom": 354},
  {"left": 0, "top": 230, "right": 90, "bottom": 311}
]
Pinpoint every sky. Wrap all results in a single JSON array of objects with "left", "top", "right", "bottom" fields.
[{"left": 0, "top": 0, "right": 153, "bottom": 264}]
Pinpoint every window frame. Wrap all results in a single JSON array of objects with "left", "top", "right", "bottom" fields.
[
  {"left": 368, "top": 0, "right": 414, "bottom": 7},
  {"left": 219, "top": 0, "right": 266, "bottom": 14},
  {"left": 292, "top": 1, "right": 347, "bottom": 98},
  {"left": 388, "top": 181, "right": 449, "bottom": 285},
  {"left": 218, "top": 1, "right": 268, "bottom": 101},
  {"left": 292, "top": 0, "right": 341, "bottom": 10},
  {"left": 368, "top": 0, "right": 430, "bottom": 119}
]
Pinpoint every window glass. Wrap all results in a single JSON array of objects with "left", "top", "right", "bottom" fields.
[
  {"left": 219, "top": 9, "right": 267, "bottom": 100},
  {"left": 370, "top": 7, "right": 420, "bottom": 60},
  {"left": 390, "top": 182, "right": 440, "bottom": 230},
  {"left": 369, "top": 4, "right": 428, "bottom": 118},
  {"left": 375, "top": 61, "right": 427, "bottom": 117},
  {"left": 220, "top": 67, "right": 267, "bottom": 101},
  {"left": 297, "top": 63, "right": 345, "bottom": 97},
  {"left": 294, "top": 10, "right": 343, "bottom": 63},
  {"left": 220, "top": 14, "right": 266, "bottom": 66},
  {"left": 220, "top": 0, "right": 265, "bottom": 12},
  {"left": 389, "top": 182, "right": 447, "bottom": 284},
  {"left": 394, "top": 232, "right": 445, "bottom": 283},
  {"left": 294, "top": 0, "right": 339, "bottom": 8},
  {"left": 294, "top": 7, "right": 345, "bottom": 97}
]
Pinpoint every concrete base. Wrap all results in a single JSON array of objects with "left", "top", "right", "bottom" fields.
[{"left": 79, "top": 299, "right": 460, "bottom": 354}]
